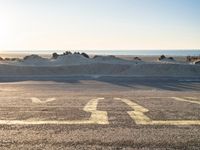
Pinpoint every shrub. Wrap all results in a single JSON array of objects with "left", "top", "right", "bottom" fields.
[
  {"left": 4, "top": 58, "right": 11, "bottom": 61},
  {"left": 159, "top": 55, "right": 166, "bottom": 60},
  {"left": 186, "top": 56, "right": 191, "bottom": 62},
  {"left": 74, "top": 52, "right": 80, "bottom": 55},
  {"left": 11, "top": 58, "right": 20, "bottom": 61},
  {"left": 63, "top": 51, "right": 72, "bottom": 55},
  {"left": 0, "top": 57, "right": 20, "bottom": 61},
  {"left": 81, "top": 52, "right": 89, "bottom": 58},
  {"left": 186, "top": 56, "right": 200, "bottom": 62},
  {"left": 134, "top": 57, "right": 141, "bottom": 61},
  {"left": 52, "top": 52, "right": 59, "bottom": 59}
]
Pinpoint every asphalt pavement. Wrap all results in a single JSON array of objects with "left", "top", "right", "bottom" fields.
[{"left": 0, "top": 76, "right": 200, "bottom": 149}]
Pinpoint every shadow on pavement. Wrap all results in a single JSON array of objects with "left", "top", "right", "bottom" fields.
[{"left": 0, "top": 76, "right": 200, "bottom": 91}]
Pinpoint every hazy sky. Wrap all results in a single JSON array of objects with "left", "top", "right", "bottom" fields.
[{"left": 0, "top": 0, "right": 200, "bottom": 50}]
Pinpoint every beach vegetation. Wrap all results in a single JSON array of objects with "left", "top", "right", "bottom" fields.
[
  {"left": 81, "top": 52, "right": 89, "bottom": 58},
  {"left": 52, "top": 53, "right": 59, "bottom": 59},
  {"left": 158, "top": 55, "right": 166, "bottom": 60},
  {"left": 134, "top": 57, "right": 141, "bottom": 61},
  {"left": 186, "top": 56, "right": 200, "bottom": 62},
  {"left": 63, "top": 51, "right": 72, "bottom": 55}
]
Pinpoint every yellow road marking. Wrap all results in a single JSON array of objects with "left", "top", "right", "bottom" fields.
[
  {"left": 1, "top": 96, "right": 200, "bottom": 125},
  {"left": 0, "top": 106, "right": 91, "bottom": 108},
  {"left": 115, "top": 97, "right": 200, "bottom": 125},
  {"left": 172, "top": 97, "right": 200, "bottom": 105},
  {"left": 83, "top": 98, "right": 108, "bottom": 124},
  {"left": 185, "top": 97, "right": 199, "bottom": 100},
  {"left": 0, "top": 98, "right": 108, "bottom": 125},
  {"left": 148, "top": 120, "right": 200, "bottom": 125},
  {"left": 114, "top": 98, "right": 151, "bottom": 124}
]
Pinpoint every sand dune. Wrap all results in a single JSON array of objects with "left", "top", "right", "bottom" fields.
[
  {"left": 0, "top": 63, "right": 199, "bottom": 77},
  {"left": 0, "top": 54, "right": 199, "bottom": 77},
  {"left": 0, "top": 54, "right": 137, "bottom": 66}
]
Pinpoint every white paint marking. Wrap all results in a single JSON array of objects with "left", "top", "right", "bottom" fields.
[
  {"left": 0, "top": 98, "right": 108, "bottom": 125},
  {"left": 31, "top": 97, "right": 56, "bottom": 104}
]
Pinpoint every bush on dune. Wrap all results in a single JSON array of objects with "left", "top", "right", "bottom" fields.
[
  {"left": 4, "top": 58, "right": 11, "bottom": 61},
  {"left": 134, "top": 57, "right": 141, "bottom": 61},
  {"left": 74, "top": 52, "right": 80, "bottom": 55},
  {"left": 0, "top": 57, "right": 21, "bottom": 61},
  {"left": 11, "top": 58, "right": 21, "bottom": 61},
  {"left": 52, "top": 51, "right": 90, "bottom": 59},
  {"left": 63, "top": 51, "right": 72, "bottom": 55},
  {"left": 158, "top": 55, "right": 166, "bottom": 60},
  {"left": 158, "top": 55, "right": 174, "bottom": 61},
  {"left": 81, "top": 52, "right": 89, "bottom": 58},
  {"left": 52, "top": 53, "right": 59, "bottom": 59},
  {"left": 186, "top": 56, "right": 200, "bottom": 62}
]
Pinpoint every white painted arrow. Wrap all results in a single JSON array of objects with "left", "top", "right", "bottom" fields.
[{"left": 31, "top": 97, "right": 56, "bottom": 104}]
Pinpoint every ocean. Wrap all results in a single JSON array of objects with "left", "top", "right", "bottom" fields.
[
  {"left": 1, "top": 50, "right": 200, "bottom": 57},
  {"left": 76, "top": 50, "right": 200, "bottom": 56}
]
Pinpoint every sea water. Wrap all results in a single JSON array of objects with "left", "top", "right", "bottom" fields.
[{"left": 1, "top": 50, "right": 200, "bottom": 56}]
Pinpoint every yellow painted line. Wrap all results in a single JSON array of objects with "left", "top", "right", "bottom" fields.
[
  {"left": 0, "top": 106, "right": 90, "bottom": 108},
  {"left": 172, "top": 97, "right": 200, "bottom": 105},
  {"left": 115, "top": 97, "right": 200, "bottom": 126},
  {"left": 83, "top": 98, "right": 109, "bottom": 124},
  {"left": 185, "top": 97, "right": 198, "bottom": 100},
  {"left": 136, "top": 97, "right": 170, "bottom": 99},
  {"left": 141, "top": 97, "right": 200, "bottom": 102},
  {"left": 185, "top": 97, "right": 200, "bottom": 101},
  {"left": 0, "top": 120, "right": 93, "bottom": 125},
  {"left": 0, "top": 98, "right": 108, "bottom": 125},
  {"left": 114, "top": 98, "right": 151, "bottom": 124},
  {"left": 150, "top": 120, "right": 200, "bottom": 125}
]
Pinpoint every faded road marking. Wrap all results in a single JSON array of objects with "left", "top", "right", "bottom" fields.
[
  {"left": 0, "top": 98, "right": 108, "bottom": 125},
  {"left": 148, "top": 120, "right": 200, "bottom": 125},
  {"left": 172, "top": 97, "right": 200, "bottom": 105},
  {"left": 114, "top": 98, "right": 151, "bottom": 124},
  {"left": 84, "top": 98, "right": 108, "bottom": 124},
  {"left": 31, "top": 97, "right": 56, "bottom": 104},
  {"left": 185, "top": 97, "right": 199, "bottom": 100},
  {"left": 115, "top": 97, "right": 200, "bottom": 126}
]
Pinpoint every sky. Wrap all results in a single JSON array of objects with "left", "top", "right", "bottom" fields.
[{"left": 0, "top": 0, "right": 200, "bottom": 51}]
